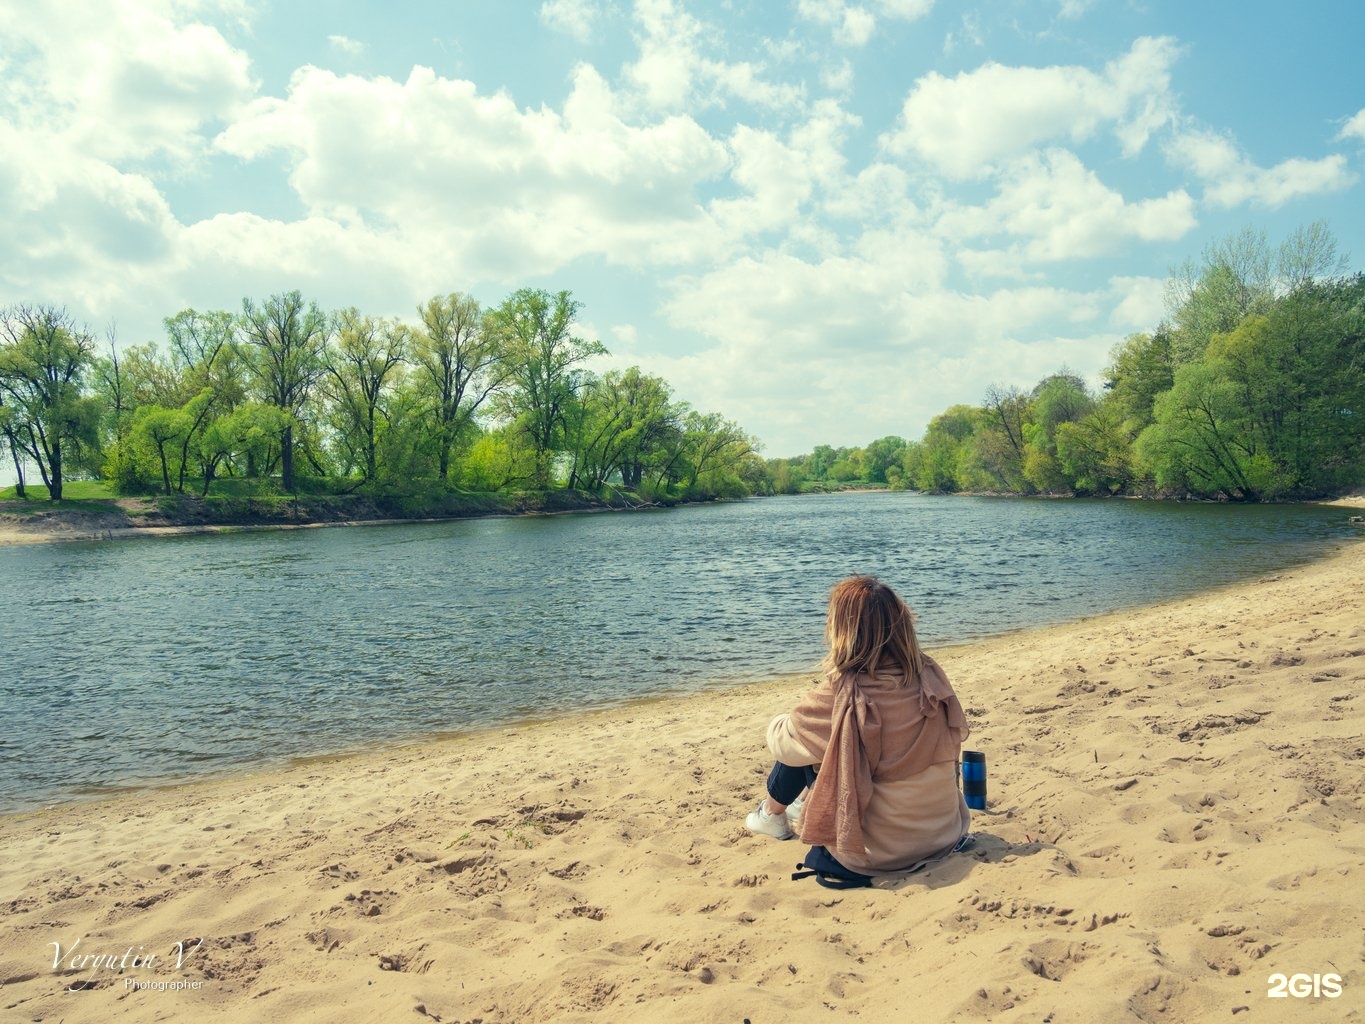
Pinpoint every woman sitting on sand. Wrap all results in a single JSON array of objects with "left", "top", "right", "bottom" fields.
[{"left": 746, "top": 576, "right": 971, "bottom": 875}]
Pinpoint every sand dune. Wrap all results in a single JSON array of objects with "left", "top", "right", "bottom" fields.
[{"left": 1, "top": 541, "right": 1361, "bottom": 1022}]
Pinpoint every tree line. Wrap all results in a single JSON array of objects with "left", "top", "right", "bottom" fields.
[
  {"left": 0, "top": 289, "right": 760, "bottom": 502},
  {"left": 766, "top": 223, "right": 1364, "bottom": 501}
]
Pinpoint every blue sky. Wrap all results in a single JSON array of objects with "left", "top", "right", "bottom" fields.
[{"left": 1, "top": 0, "right": 1362, "bottom": 458}]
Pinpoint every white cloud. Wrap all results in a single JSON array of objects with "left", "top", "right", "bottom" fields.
[
  {"left": 327, "top": 34, "right": 365, "bottom": 56},
  {"left": 821, "top": 58, "right": 855, "bottom": 95},
  {"left": 609, "top": 323, "right": 639, "bottom": 348},
  {"left": 942, "top": 12, "right": 983, "bottom": 57},
  {"left": 823, "top": 159, "right": 917, "bottom": 219},
  {"left": 936, "top": 149, "right": 1196, "bottom": 264},
  {"left": 0, "top": 0, "right": 254, "bottom": 165},
  {"left": 651, "top": 246, "right": 1118, "bottom": 450},
  {"left": 1106, "top": 275, "right": 1166, "bottom": 330},
  {"left": 1058, "top": 0, "right": 1094, "bottom": 19},
  {"left": 882, "top": 36, "right": 1180, "bottom": 177},
  {"left": 0, "top": 120, "right": 180, "bottom": 313},
  {"left": 624, "top": 0, "right": 804, "bottom": 111},
  {"left": 1166, "top": 128, "right": 1357, "bottom": 208},
  {"left": 540, "top": 0, "right": 598, "bottom": 43},
  {"left": 1336, "top": 108, "right": 1365, "bottom": 142},
  {"left": 796, "top": 0, "right": 932, "bottom": 47},
  {"left": 214, "top": 62, "right": 734, "bottom": 278},
  {"left": 709, "top": 100, "right": 862, "bottom": 238},
  {"left": 875, "top": 0, "right": 935, "bottom": 17},
  {"left": 797, "top": 0, "right": 874, "bottom": 47}
]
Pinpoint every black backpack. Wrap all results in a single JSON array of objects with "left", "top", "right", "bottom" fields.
[{"left": 791, "top": 845, "right": 874, "bottom": 889}]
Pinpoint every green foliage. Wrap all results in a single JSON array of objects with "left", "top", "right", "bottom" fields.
[
  {"left": 410, "top": 292, "right": 507, "bottom": 482},
  {"left": 1054, "top": 403, "right": 1133, "bottom": 495},
  {"left": 458, "top": 426, "right": 537, "bottom": 492},
  {"left": 772, "top": 223, "right": 1361, "bottom": 502},
  {"left": 1137, "top": 363, "right": 1271, "bottom": 499},
  {"left": 323, "top": 308, "right": 407, "bottom": 485},
  {"left": 567, "top": 366, "right": 680, "bottom": 492},
  {"left": 768, "top": 458, "right": 806, "bottom": 494},
  {"left": 1103, "top": 329, "right": 1175, "bottom": 433},
  {"left": 239, "top": 291, "right": 329, "bottom": 491},
  {"left": 491, "top": 288, "right": 607, "bottom": 488},
  {"left": 909, "top": 406, "right": 982, "bottom": 491},
  {"left": 8, "top": 224, "right": 1359, "bottom": 509},
  {"left": 0, "top": 305, "right": 101, "bottom": 499},
  {"left": 861, "top": 436, "right": 907, "bottom": 484}
]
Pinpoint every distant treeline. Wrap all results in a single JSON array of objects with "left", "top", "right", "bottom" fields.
[
  {"left": 0, "top": 289, "right": 760, "bottom": 503},
  {"left": 5, "top": 224, "right": 1361, "bottom": 509},
  {"left": 767, "top": 223, "right": 1365, "bottom": 501}
]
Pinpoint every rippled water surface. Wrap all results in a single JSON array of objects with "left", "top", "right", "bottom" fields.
[{"left": 0, "top": 493, "right": 1354, "bottom": 810}]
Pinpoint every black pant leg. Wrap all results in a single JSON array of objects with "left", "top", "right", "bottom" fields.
[{"left": 766, "top": 761, "right": 817, "bottom": 805}]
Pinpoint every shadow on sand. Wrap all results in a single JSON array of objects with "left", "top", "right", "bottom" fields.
[{"left": 873, "top": 829, "right": 1055, "bottom": 892}]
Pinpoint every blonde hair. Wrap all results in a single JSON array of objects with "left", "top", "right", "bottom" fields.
[{"left": 820, "top": 576, "right": 924, "bottom": 682}]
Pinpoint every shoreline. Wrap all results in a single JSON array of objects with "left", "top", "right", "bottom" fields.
[
  {"left": 0, "top": 490, "right": 691, "bottom": 547},
  {"left": 1, "top": 539, "right": 1361, "bottom": 1021},
  {"left": 2, "top": 488, "right": 1361, "bottom": 547}
]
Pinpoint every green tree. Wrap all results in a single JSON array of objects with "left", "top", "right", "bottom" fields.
[
  {"left": 324, "top": 309, "right": 407, "bottom": 486},
  {"left": 1276, "top": 220, "right": 1348, "bottom": 291},
  {"left": 411, "top": 293, "right": 510, "bottom": 482},
  {"left": 1166, "top": 227, "right": 1283, "bottom": 364},
  {"left": 826, "top": 447, "right": 865, "bottom": 483},
  {"left": 0, "top": 305, "right": 101, "bottom": 499},
  {"left": 808, "top": 444, "right": 835, "bottom": 480},
  {"left": 1023, "top": 373, "right": 1093, "bottom": 492},
  {"left": 680, "top": 411, "right": 756, "bottom": 492},
  {"left": 1137, "top": 362, "right": 1277, "bottom": 500},
  {"left": 911, "top": 405, "right": 980, "bottom": 492},
  {"left": 238, "top": 291, "right": 328, "bottom": 491},
  {"left": 980, "top": 384, "right": 1029, "bottom": 490},
  {"left": 163, "top": 309, "right": 248, "bottom": 488},
  {"left": 863, "top": 435, "right": 908, "bottom": 484},
  {"left": 131, "top": 403, "right": 191, "bottom": 494},
  {"left": 768, "top": 458, "right": 806, "bottom": 494},
  {"left": 491, "top": 289, "right": 605, "bottom": 488},
  {"left": 1055, "top": 402, "right": 1133, "bottom": 495},
  {"left": 567, "top": 367, "right": 677, "bottom": 491},
  {"left": 459, "top": 425, "right": 537, "bottom": 491},
  {"left": 1205, "top": 275, "right": 1365, "bottom": 494},
  {"left": 0, "top": 395, "right": 28, "bottom": 497},
  {"left": 1103, "top": 328, "right": 1175, "bottom": 433},
  {"left": 197, "top": 403, "right": 290, "bottom": 495}
]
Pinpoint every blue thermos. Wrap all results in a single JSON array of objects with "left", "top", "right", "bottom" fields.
[{"left": 962, "top": 750, "right": 987, "bottom": 810}]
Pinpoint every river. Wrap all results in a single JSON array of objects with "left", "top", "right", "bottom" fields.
[{"left": 0, "top": 492, "right": 1354, "bottom": 811}]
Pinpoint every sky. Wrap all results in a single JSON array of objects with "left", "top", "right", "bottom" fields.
[{"left": 1, "top": 0, "right": 1362, "bottom": 460}]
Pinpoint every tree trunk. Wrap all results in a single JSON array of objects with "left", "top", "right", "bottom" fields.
[
  {"left": 366, "top": 407, "right": 377, "bottom": 484},
  {"left": 158, "top": 445, "right": 172, "bottom": 495},
  {"left": 49, "top": 438, "right": 63, "bottom": 501},
  {"left": 5, "top": 432, "right": 25, "bottom": 498},
  {"left": 281, "top": 423, "right": 295, "bottom": 492}
]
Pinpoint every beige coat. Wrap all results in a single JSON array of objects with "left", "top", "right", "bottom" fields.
[{"left": 766, "top": 659, "right": 971, "bottom": 874}]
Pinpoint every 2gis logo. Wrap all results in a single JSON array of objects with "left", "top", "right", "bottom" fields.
[{"left": 1267, "top": 973, "right": 1343, "bottom": 998}]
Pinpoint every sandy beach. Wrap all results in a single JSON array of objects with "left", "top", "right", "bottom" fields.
[{"left": 1, "top": 541, "right": 1361, "bottom": 1023}]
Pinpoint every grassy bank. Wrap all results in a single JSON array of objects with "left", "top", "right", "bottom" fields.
[{"left": 0, "top": 481, "right": 682, "bottom": 542}]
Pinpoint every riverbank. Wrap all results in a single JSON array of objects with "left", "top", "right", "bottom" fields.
[
  {"left": 1, "top": 541, "right": 1360, "bottom": 1022},
  {"left": 4, "top": 487, "right": 1362, "bottom": 547},
  {"left": 0, "top": 489, "right": 676, "bottom": 546}
]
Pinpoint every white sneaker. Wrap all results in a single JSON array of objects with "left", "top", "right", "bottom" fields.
[
  {"left": 786, "top": 796, "right": 805, "bottom": 832},
  {"left": 745, "top": 801, "right": 794, "bottom": 840}
]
